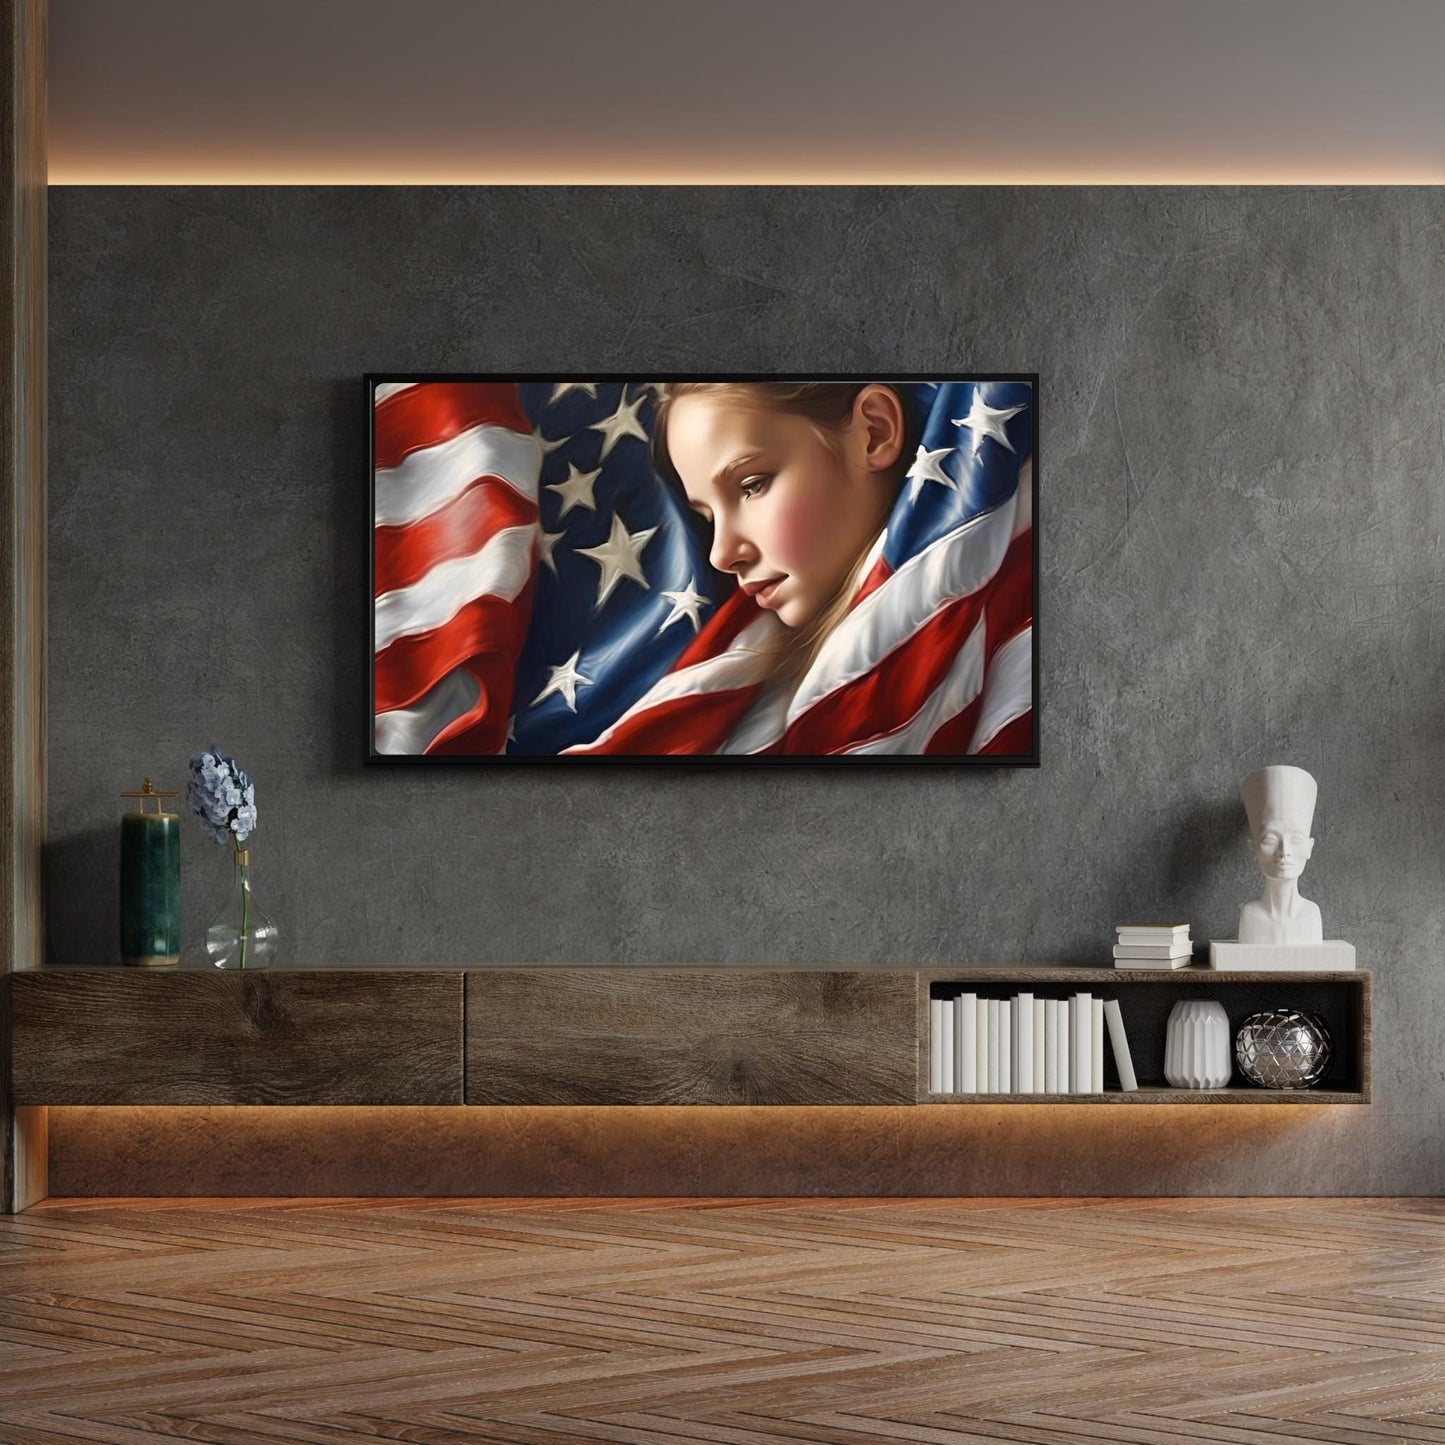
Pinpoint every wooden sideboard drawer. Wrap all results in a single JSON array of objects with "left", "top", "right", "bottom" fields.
[
  {"left": 465, "top": 969, "right": 917, "bottom": 1105},
  {"left": 8, "top": 970, "right": 464, "bottom": 1104}
]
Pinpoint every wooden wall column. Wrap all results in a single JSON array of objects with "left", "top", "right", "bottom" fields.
[{"left": 1, "top": 0, "right": 47, "bottom": 1214}]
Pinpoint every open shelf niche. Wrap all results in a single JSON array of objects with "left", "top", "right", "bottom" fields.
[{"left": 920, "top": 967, "right": 1370, "bottom": 1104}]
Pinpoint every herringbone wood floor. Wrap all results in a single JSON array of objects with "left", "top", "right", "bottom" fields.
[{"left": 3, "top": 1198, "right": 1444, "bottom": 1444}]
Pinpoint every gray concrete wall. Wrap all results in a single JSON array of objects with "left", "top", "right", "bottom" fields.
[{"left": 46, "top": 188, "right": 1445, "bottom": 1193}]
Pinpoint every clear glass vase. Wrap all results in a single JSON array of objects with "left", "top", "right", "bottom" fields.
[{"left": 204, "top": 849, "right": 279, "bottom": 969}]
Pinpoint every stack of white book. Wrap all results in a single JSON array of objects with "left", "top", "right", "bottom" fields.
[
  {"left": 1113, "top": 922, "right": 1194, "bottom": 969},
  {"left": 928, "top": 991, "right": 1138, "bottom": 1095}
]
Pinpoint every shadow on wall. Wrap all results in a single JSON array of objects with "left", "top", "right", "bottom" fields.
[
  {"left": 327, "top": 376, "right": 369, "bottom": 777},
  {"left": 1167, "top": 796, "right": 1247, "bottom": 944},
  {"left": 1072, "top": 797, "right": 1246, "bottom": 964},
  {"left": 44, "top": 827, "right": 115, "bottom": 963}
]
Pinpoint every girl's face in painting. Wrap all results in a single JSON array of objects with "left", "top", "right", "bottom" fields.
[{"left": 667, "top": 386, "right": 905, "bottom": 629}]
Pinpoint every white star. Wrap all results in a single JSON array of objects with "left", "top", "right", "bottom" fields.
[
  {"left": 546, "top": 462, "right": 600, "bottom": 519},
  {"left": 954, "top": 390, "right": 1027, "bottom": 458},
  {"left": 536, "top": 428, "right": 569, "bottom": 457},
  {"left": 577, "top": 513, "right": 658, "bottom": 611},
  {"left": 536, "top": 527, "right": 565, "bottom": 577},
  {"left": 550, "top": 381, "right": 598, "bottom": 404},
  {"left": 589, "top": 390, "right": 650, "bottom": 460},
  {"left": 906, "top": 443, "right": 957, "bottom": 502},
  {"left": 506, "top": 715, "right": 517, "bottom": 743},
  {"left": 657, "top": 577, "right": 709, "bottom": 636},
  {"left": 533, "top": 650, "right": 591, "bottom": 712}
]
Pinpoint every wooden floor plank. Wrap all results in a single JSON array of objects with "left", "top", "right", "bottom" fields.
[{"left": 5, "top": 1199, "right": 1445, "bottom": 1442}]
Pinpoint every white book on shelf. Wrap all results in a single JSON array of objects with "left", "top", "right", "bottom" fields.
[
  {"left": 1071, "top": 993, "right": 1092, "bottom": 1093},
  {"left": 998, "top": 999, "right": 1012, "bottom": 1095},
  {"left": 942, "top": 993, "right": 955, "bottom": 1094},
  {"left": 1043, "top": 999, "right": 1058, "bottom": 1093},
  {"left": 930, "top": 996, "right": 946, "bottom": 1094},
  {"left": 1113, "top": 955, "right": 1199, "bottom": 970},
  {"left": 955, "top": 993, "right": 978, "bottom": 1094},
  {"left": 1055, "top": 998, "right": 1070, "bottom": 1094},
  {"left": 1033, "top": 995, "right": 1046, "bottom": 1092},
  {"left": 1091, "top": 997, "right": 1105, "bottom": 1093},
  {"left": 1015, "top": 993, "right": 1034, "bottom": 1093},
  {"left": 975, "top": 996, "right": 989, "bottom": 1092},
  {"left": 1103, "top": 998, "right": 1138, "bottom": 1091},
  {"left": 1113, "top": 942, "right": 1193, "bottom": 960},
  {"left": 987, "top": 999, "right": 1000, "bottom": 1092},
  {"left": 1117, "top": 922, "right": 1189, "bottom": 941}
]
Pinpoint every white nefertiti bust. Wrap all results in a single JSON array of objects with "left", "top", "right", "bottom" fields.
[{"left": 1237, "top": 765, "right": 1324, "bottom": 945}]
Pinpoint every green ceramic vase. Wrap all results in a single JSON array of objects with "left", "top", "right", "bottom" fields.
[{"left": 120, "top": 807, "right": 181, "bottom": 966}]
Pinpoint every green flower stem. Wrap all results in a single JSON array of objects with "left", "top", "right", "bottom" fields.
[{"left": 235, "top": 842, "right": 250, "bottom": 970}]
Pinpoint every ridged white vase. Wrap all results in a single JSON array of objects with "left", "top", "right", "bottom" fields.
[{"left": 1164, "top": 999, "right": 1232, "bottom": 1089}]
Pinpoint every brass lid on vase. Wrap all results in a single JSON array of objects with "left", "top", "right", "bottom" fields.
[{"left": 120, "top": 778, "right": 179, "bottom": 816}]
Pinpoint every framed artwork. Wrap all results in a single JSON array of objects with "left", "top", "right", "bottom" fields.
[{"left": 369, "top": 375, "right": 1037, "bottom": 764}]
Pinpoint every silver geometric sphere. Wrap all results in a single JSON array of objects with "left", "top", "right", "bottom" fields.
[{"left": 1235, "top": 1009, "right": 1332, "bottom": 1090}]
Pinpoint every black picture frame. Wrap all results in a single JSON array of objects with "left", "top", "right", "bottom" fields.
[{"left": 367, "top": 373, "right": 1039, "bottom": 767}]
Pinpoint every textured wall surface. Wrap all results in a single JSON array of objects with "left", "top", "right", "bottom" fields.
[{"left": 46, "top": 187, "right": 1445, "bottom": 1194}]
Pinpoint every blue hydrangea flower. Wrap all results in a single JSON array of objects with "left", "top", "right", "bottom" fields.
[{"left": 187, "top": 745, "right": 257, "bottom": 845}]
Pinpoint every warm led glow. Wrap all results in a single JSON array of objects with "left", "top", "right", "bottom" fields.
[
  {"left": 57, "top": 1104, "right": 1326, "bottom": 1117},
  {"left": 47, "top": 1104, "right": 1334, "bottom": 1199},
  {"left": 46, "top": 164, "right": 1445, "bottom": 186},
  {"left": 48, "top": 1, "right": 1445, "bottom": 188}
]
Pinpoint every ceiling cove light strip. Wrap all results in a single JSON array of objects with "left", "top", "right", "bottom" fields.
[{"left": 45, "top": 167, "right": 1445, "bottom": 185}]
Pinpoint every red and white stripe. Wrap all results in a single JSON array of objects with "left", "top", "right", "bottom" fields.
[
  {"left": 561, "top": 612, "right": 781, "bottom": 756},
  {"left": 373, "top": 382, "right": 541, "bottom": 756}
]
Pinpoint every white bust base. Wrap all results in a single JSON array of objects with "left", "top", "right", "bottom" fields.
[
  {"left": 1209, "top": 940, "right": 1356, "bottom": 972},
  {"left": 1238, "top": 896, "right": 1322, "bottom": 946}
]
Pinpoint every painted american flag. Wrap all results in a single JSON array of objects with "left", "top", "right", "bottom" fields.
[{"left": 371, "top": 377, "right": 1034, "bottom": 759}]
